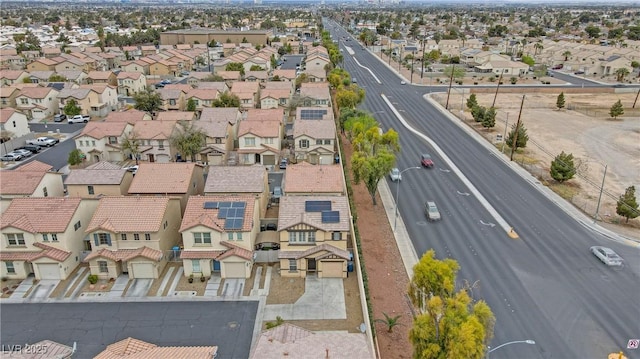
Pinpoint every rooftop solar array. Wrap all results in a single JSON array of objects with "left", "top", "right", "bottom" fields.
[
  {"left": 305, "top": 200, "right": 332, "bottom": 212},
  {"left": 321, "top": 211, "right": 340, "bottom": 223},
  {"left": 300, "top": 108, "right": 327, "bottom": 120},
  {"left": 203, "top": 201, "right": 247, "bottom": 230}
]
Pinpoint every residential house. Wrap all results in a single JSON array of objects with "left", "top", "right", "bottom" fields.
[
  {"left": 304, "top": 53, "right": 331, "bottom": 73},
  {"left": 75, "top": 121, "right": 134, "bottom": 163},
  {"left": 186, "top": 88, "right": 219, "bottom": 112},
  {"left": 277, "top": 196, "right": 351, "bottom": 278},
  {"left": 121, "top": 46, "right": 142, "bottom": 60},
  {"left": 271, "top": 69, "right": 297, "bottom": 82},
  {"left": 179, "top": 195, "right": 259, "bottom": 279},
  {"left": 237, "top": 119, "right": 282, "bottom": 166},
  {"left": 58, "top": 85, "right": 118, "bottom": 118},
  {"left": 197, "top": 82, "right": 230, "bottom": 94},
  {"left": 65, "top": 162, "right": 134, "bottom": 198},
  {"left": 306, "top": 69, "right": 327, "bottom": 82},
  {"left": 474, "top": 59, "right": 530, "bottom": 76},
  {"left": 260, "top": 88, "right": 291, "bottom": 109},
  {"left": 599, "top": 55, "right": 632, "bottom": 77},
  {"left": 217, "top": 71, "right": 242, "bottom": 83},
  {"left": 94, "top": 337, "right": 218, "bottom": 359},
  {"left": 56, "top": 70, "right": 87, "bottom": 84},
  {"left": 148, "top": 58, "right": 179, "bottom": 77},
  {"left": 84, "top": 196, "right": 181, "bottom": 279},
  {"left": 27, "top": 71, "right": 55, "bottom": 84},
  {"left": 185, "top": 72, "right": 216, "bottom": 86},
  {"left": 230, "top": 81, "right": 260, "bottom": 109},
  {"left": 15, "top": 86, "right": 59, "bottom": 121},
  {"left": 42, "top": 47, "right": 61, "bottom": 59},
  {"left": 0, "top": 54, "right": 26, "bottom": 71},
  {"left": 204, "top": 165, "right": 270, "bottom": 216},
  {"left": 0, "top": 86, "right": 19, "bottom": 109},
  {"left": 195, "top": 107, "right": 242, "bottom": 165},
  {"left": 284, "top": 163, "right": 344, "bottom": 196},
  {"left": 244, "top": 70, "right": 269, "bottom": 83},
  {"left": 0, "top": 70, "right": 29, "bottom": 86},
  {"left": 0, "top": 108, "right": 30, "bottom": 140},
  {"left": 141, "top": 45, "right": 157, "bottom": 57},
  {"left": 292, "top": 117, "right": 336, "bottom": 164},
  {"left": 116, "top": 71, "right": 147, "bottom": 96},
  {"left": 0, "top": 197, "right": 98, "bottom": 280},
  {"left": 156, "top": 111, "right": 196, "bottom": 122},
  {"left": 130, "top": 120, "right": 177, "bottom": 163},
  {"left": 0, "top": 161, "right": 64, "bottom": 200},
  {"left": 27, "top": 58, "right": 58, "bottom": 72},
  {"left": 128, "top": 162, "right": 205, "bottom": 213},
  {"left": 53, "top": 55, "right": 91, "bottom": 73},
  {"left": 298, "top": 82, "right": 331, "bottom": 107},
  {"left": 157, "top": 88, "right": 187, "bottom": 111},
  {"left": 86, "top": 71, "right": 117, "bottom": 86},
  {"left": 103, "top": 109, "right": 152, "bottom": 125},
  {"left": 120, "top": 59, "right": 150, "bottom": 75}
]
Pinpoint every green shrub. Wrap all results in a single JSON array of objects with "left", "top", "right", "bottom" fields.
[{"left": 87, "top": 274, "right": 98, "bottom": 284}]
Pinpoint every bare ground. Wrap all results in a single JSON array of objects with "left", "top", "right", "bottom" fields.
[{"left": 1, "top": 279, "right": 23, "bottom": 299}]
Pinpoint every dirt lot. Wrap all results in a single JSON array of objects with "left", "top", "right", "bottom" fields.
[{"left": 432, "top": 91, "right": 640, "bottom": 237}]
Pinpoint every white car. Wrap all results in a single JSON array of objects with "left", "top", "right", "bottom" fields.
[
  {"left": 590, "top": 246, "right": 623, "bottom": 266},
  {"left": 424, "top": 201, "right": 441, "bottom": 221},
  {"left": 12, "top": 149, "right": 33, "bottom": 158},
  {"left": 400, "top": 81, "right": 406, "bottom": 85},
  {"left": 389, "top": 168, "right": 402, "bottom": 181},
  {"left": 123, "top": 165, "right": 138, "bottom": 175}
]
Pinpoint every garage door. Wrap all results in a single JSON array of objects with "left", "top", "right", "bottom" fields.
[
  {"left": 224, "top": 262, "right": 246, "bottom": 278},
  {"left": 321, "top": 261, "right": 343, "bottom": 278},
  {"left": 263, "top": 155, "right": 275, "bottom": 165},
  {"left": 131, "top": 263, "right": 155, "bottom": 279},
  {"left": 38, "top": 263, "right": 60, "bottom": 280},
  {"left": 157, "top": 154, "right": 171, "bottom": 163},
  {"left": 319, "top": 155, "right": 332, "bottom": 165}
]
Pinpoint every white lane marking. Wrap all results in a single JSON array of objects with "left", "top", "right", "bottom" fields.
[{"left": 352, "top": 57, "right": 382, "bottom": 84}]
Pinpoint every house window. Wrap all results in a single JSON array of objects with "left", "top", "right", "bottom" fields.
[
  {"left": 228, "top": 232, "right": 234, "bottom": 241},
  {"left": 244, "top": 137, "right": 255, "bottom": 146},
  {"left": 92, "top": 141, "right": 96, "bottom": 146},
  {"left": 214, "top": 138, "right": 222, "bottom": 144},
  {"left": 98, "top": 261, "right": 108, "bottom": 273},
  {"left": 5, "top": 262, "right": 15, "bottom": 274},
  {"left": 108, "top": 136, "right": 117, "bottom": 144},
  {"left": 20, "top": 98, "right": 28, "bottom": 104},
  {"left": 324, "top": 139, "right": 331, "bottom": 145},
  {"left": 288, "top": 259, "right": 297, "bottom": 272},
  {"left": 7, "top": 233, "right": 25, "bottom": 246},
  {"left": 332, "top": 232, "right": 341, "bottom": 241},
  {"left": 88, "top": 186, "right": 94, "bottom": 195},
  {"left": 236, "top": 232, "right": 243, "bottom": 241},
  {"left": 74, "top": 221, "right": 81, "bottom": 231},
  {"left": 299, "top": 139, "right": 309, "bottom": 148},
  {"left": 51, "top": 234, "right": 58, "bottom": 242},
  {"left": 158, "top": 140, "right": 164, "bottom": 149},
  {"left": 316, "top": 139, "right": 323, "bottom": 145},
  {"left": 98, "top": 233, "right": 110, "bottom": 245},
  {"left": 169, "top": 99, "right": 176, "bottom": 106},
  {"left": 163, "top": 221, "right": 168, "bottom": 230},
  {"left": 193, "top": 232, "right": 212, "bottom": 244},
  {"left": 121, "top": 234, "right": 127, "bottom": 240},
  {"left": 288, "top": 231, "right": 315, "bottom": 244},
  {"left": 134, "top": 234, "right": 140, "bottom": 241},
  {"left": 43, "top": 187, "right": 48, "bottom": 197},
  {"left": 145, "top": 233, "right": 151, "bottom": 241},
  {"left": 192, "top": 260, "right": 201, "bottom": 273},
  {"left": 43, "top": 234, "right": 49, "bottom": 242},
  {"left": 265, "top": 137, "right": 274, "bottom": 144}
]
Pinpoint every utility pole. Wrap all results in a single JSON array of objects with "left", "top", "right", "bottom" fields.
[
  {"left": 445, "top": 64, "right": 455, "bottom": 110},
  {"left": 421, "top": 36, "right": 426, "bottom": 80},
  {"left": 492, "top": 69, "right": 504, "bottom": 108},
  {"left": 410, "top": 51, "right": 415, "bottom": 84},
  {"left": 510, "top": 95, "right": 525, "bottom": 161},
  {"left": 633, "top": 87, "right": 640, "bottom": 108},
  {"left": 388, "top": 37, "right": 391, "bottom": 65}
]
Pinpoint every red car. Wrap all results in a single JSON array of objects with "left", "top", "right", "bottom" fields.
[{"left": 421, "top": 154, "right": 434, "bottom": 168}]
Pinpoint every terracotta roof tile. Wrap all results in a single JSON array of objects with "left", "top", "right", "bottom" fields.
[
  {"left": 65, "top": 168, "right": 127, "bottom": 185},
  {"left": 32, "top": 242, "right": 72, "bottom": 261},
  {"left": 94, "top": 337, "right": 217, "bottom": 359},
  {"left": 180, "top": 250, "right": 224, "bottom": 259},
  {"left": 0, "top": 251, "right": 39, "bottom": 261},
  {"left": 179, "top": 195, "right": 255, "bottom": 232},
  {"left": 85, "top": 247, "right": 162, "bottom": 262},
  {"left": 204, "top": 166, "right": 266, "bottom": 193},
  {"left": 218, "top": 241, "right": 253, "bottom": 260},
  {"left": 86, "top": 196, "right": 169, "bottom": 233},
  {"left": 17, "top": 87, "right": 55, "bottom": 99},
  {"left": 277, "top": 196, "right": 350, "bottom": 232},
  {"left": 293, "top": 118, "right": 336, "bottom": 139},
  {"left": 238, "top": 119, "right": 280, "bottom": 137},
  {"left": 245, "top": 108, "right": 284, "bottom": 122},
  {"left": 131, "top": 120, "right": 176, "bottom": 140},
  {"left": 104, "top": 109, "right": 150, "bottom": 124},
  {"left": 16, "top": 160, "right": 54, "bottom": 172},
  {"left": 128, "top": 163, "right": 197, "bottom": 194},
  {"left": 230, "top": 81, "right": 259, "bottom": 93},
  {"left": 1, "top": 198, "right": 81, "bottom": 233},
  {"left": 284, "top": 163, "right": 344, "bottom": 194},
  {"left": 155, "top": 112, "right": 195, "bottom": 122},
  {"left": 86, "top": 161, "right": 123, "bottom": 170},
  {"left": 187, "top": 88, "right": 219, "bottom": 100},
  {"left": 87, "top": 71, "right": 115, "bottom": 80},
  {"left": 78, "top": 121, "right": 129, "bottom": 139}
]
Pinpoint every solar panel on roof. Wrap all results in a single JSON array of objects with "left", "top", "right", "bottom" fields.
[
  {"left": 300, "top": 109, "right": 327, "bottom": 120},
  {"left": 218, "top": 208, "right": 229, "bottom": 219},
  {"left": 231, "top": 202, "right": 246, "bottom": 209},
  {"left": 224, "top": 218, "right": 244, "bottom": 230},
  {"left": 203, "top": 202, "right": 218, "bottom": 209},
  {"left": 321, "top": 211, "right": 340, "bottom": 223},
  {"left": 305, "top": 200, "right": 332, "bottom": 212},
  {"left": 218, "top": 202, "right": 232, "bottom": 209}
]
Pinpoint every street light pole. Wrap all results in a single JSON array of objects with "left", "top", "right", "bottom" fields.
[
  {"left": 486, "top": 340, "right": 535, "bottom": 359},
  {"left": 394, "top": 166, "right": 422, "bottom": 232},
  {"left": 501, "top": 112, "right": 509, "bottom": 154},
  {"left": 594, "top": 163, "right": 608, "bottom": 223}
]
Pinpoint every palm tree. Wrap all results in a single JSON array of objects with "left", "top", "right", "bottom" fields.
[
  {"left": 375, "top": 313, "right": 403, "bottom": 333},
  {"left": 614, "top": 67, "right": 630, "bottom": 82},
  {"left": 534, "top": 42, "right": 544, "bottom": 56},
  {"left": 170, "top": 120, "right": 206, "bottom": 162},
  {"left": 562, "top": 50, "right": 571, "bottom": 62}
]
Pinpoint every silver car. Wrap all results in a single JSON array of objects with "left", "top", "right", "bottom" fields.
[
  {"left": 389, "top": 168, "right": 402, "bottom": 181},
  {"left": 12, "top": 149, "right": 32, "bottom": 158},
  {"left": 590, "top": 246, "right": 623, "bottom": 266},
  {"left": 425, "top": 201, "right": 441, "bottom": 221}
]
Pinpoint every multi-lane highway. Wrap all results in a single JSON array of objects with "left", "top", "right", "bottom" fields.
[{"left": 325, "top": 20, "right": 640, "bottom": 359}]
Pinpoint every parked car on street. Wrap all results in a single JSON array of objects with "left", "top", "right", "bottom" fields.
[
  {"left": 26, "top": 137, "right": 57, "bottom": 147},
  {"left": 272, "top": 186, "right": 283, "bottom": 199},
  {"left": 389, "top": 168, "right": 402, "bottom": 181},
  {"left": 12, "top": 149, "right": 32, "bottom": 158},
  {"left": 53, "top": 114, "right": 67, "bottom": 122},
  {"left": 123, "top": 165, "right": 138, "bottom": 175},
  {"left": 424, "top": 201, "right": 441, "bottom": 221},
  {"left": 590, "top": 246, "right": 623, "bottom": 266},
  {"left": 68, "top": 114, "right": 90, "bottom": 124},
  {"left": 1, "top": 152, "right": 24, "bottom": 161},
  {"left": 279, "top": 158, "right": 288, "bottom": 169},
  {"left": 19, "top": 145, "right": 42, "bottom": 154},
  {"left": 421, "top": 153, "right": 434, "bottom": 168}
]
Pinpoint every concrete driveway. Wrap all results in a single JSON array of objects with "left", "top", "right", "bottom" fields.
[
  {"left": 125, "top": 279, "right": 153, "bottom": 297},
  {"left": 27, "top": 280, "right": 58, "bottom": 300},
  {"left": 263, "top": 276, "right": 345, "bottom": 321}
]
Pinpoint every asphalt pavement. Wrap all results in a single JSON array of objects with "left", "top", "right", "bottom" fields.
[
  {"left": 13, "top": 122, "right": 84, "bottom": 172},
  {"left": 326, "top": 19, "right": 640, "bottom": 359}
]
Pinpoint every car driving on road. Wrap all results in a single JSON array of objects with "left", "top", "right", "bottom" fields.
[
  {"left": 421, "top": 153, "right": 434, "bottom": 168},
  {"left": 424, "top": 201, "right": 441, "bottom": 221},
  {"left": 590, "top": 246, "right": 623, "bottom": 266},
  {"left": 389, "top": 168, "right": 402, "bottom": 181}
]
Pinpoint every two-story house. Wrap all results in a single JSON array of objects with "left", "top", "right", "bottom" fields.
[
  {"left": 84, "top": 196, "right": 182, "bottom": 280},
  {"left": 204, "top": 165, "right": 270, "bottom": 216},
  {"left": 0, "top": 86, "right": 19, "bottom": 109},
  {"left": 179, "top": 195, "right": 259, "bottom": 279},
  {"left": 104, "top": 109, "right": 152, "bottom": 125},
  {"left": 292, "top": 117, "right": 336, "bottom": 165},
  {"left": 120, "top": 59, "right": 150, "bottom": 75},
  {"left": 157, "top": 88, "right": 186, "bottom": 112},
  {"left": 86, "top": 71, "right": 118, "bottom": 86},
  {"left": 64, "top": 162, "right": 134, "bottom": 198},
  {"left": 0, "top": 197, "right": 98, "bottom": 280},
  {"left": 0, "top": 108, "right": 30, "bottom": 140},
  {"left": 260, "top": 88, "right": 291, "bottom": 110},
  {"left": 284, "top": 163, "right": 345, "bottom": 196},
  {"left": 186, "top": 88, "right": 220, "bottom": 112},
  {"left": 0, "top": 70, "right": 30, "bottom": 86},
  {"left": 116, "top": 72, "right": 147, "bottom": 96},
  {"left": 230, "top": 81, "right": 260, "bottom": 109},
  {"left": 194, "top": 107, "right": 241, "bottom": 165},
  {"left": 298, "top": 82, "right": 331, "bottom": 107},
  {"left": 277, "top": 196, "right": 351, "bottom": 278},
  {"left": 237, "top": 119, "right": 282, "bottom": 166},
  {"left": 15, "top": 87, "right": 59, "bottom": 121},
  {"left": 128, "top": 162, "right": 205, "bottom": 214},
  {"left": 131, "top": 120, "right": 177, "bottom": 163},
  {"left": 27, "top": 58, "right": 58, "bottom": 72},
  {"left": 75, "top": 121, "right": 133, "bottom": 163},
  {"left": 0, "top": 161, "right": 64, "bottom": 202}
]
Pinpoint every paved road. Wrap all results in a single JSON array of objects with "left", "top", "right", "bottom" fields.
[
  {"left": 280, "top": 54, "right": 305, "bottom": 70},
  {"left": 13, "top": 122, "right": 83, "bottom": 171},
  {"left": 326, "top": 19, "right": 640, "bottom": 359},
  {"left": 0, "top": 301, "right": 258, "bottom": 359}
]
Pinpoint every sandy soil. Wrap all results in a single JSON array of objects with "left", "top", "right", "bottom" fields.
[{"left": 1, "top": 279, "right": 23, "bottom": 298}]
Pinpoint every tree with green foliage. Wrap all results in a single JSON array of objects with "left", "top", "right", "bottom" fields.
[
  {"left": 506, "top": 122, "right": 529, "bottom": 150},
  {"left": 204, "top": 74, "right": 224, "bottom": 82},
  {"left": 133, "top": 89, "right": 162, "bottom": 115},
  {"left": 521, "top": 55, "right": 535, "bottom": 67},
  {"left": 609, "top": 99, "right": 624, "bottom": 119},
  {"left": 22, "top": 77, "right": 32, "bottom": 83},
  {"left": 443, "top": 65, "right": 465, "bottom": 80},
  {"left": 616, "top": 186, "right": 639, "bottom": 223},
  {"left": 63, "top": 99, "right": 82, "bottom": 117},
  {"left": 556, "top": 92, "right": 566, "bottom": 109},
  {"left": 336, "top": 84, "right": 365, "bottom": 110},
  {"left": 186, "top": 98, "right": 197, "bottom": 112},
  {"left": 328, "top": 68, "right": 351, "bottom": 88},
  {"left": 212, "top": 91, "right": 240, "bottom": 108},
  {"left": 339, "top": 108, "right": 368, "bottom": 134},
  {"left": 249, "top": 65, "right": 264, "bottom": 71},
  {"left": 466, "top": 94, "right": 478, "bottom": 111},
  {"left": 585, "top": 25, "right": 601, "bottom": 38},
  {"left": 550, "top": 151, "right": 576, "bottom": 182},
  {"left": 481, "top": 107, "right": 496, "bottom": 129},
  {"left": 170, "top": 120, "right": 206, "bottom": 162},
  {"left": 67, "top": 149, "right": 84, "bottom": 166},
  {"left": 270, "top": 54, "right": 277, "bottom": 69},
  {"left": 409, "top": 250, "right": 495, "bottom": 359},
  {"left": 121, "top": 132, "right": 141, "bottom": 165},
  {"left": 225, "top": 62, "right": 245, "bottom": 76},
  {"left": 49, "top": 74, "right": 67, "bottom": 82},
  {"left": 631, "top": 61, "right": 640, "bottom": 77},
  {"left": 614, "top": 68, "right": 629, "bottom": 82},
  {"left": 471, "top": 105, "right": 486, "bottom": 123}
]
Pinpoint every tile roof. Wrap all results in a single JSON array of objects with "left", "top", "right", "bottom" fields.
[
  {"left": 0, "top": 70, "right": 26, "bottom": 80},
  {"left": 218, "top": 241, "right": 254, "bottom": 260},
  {"left": 86, "top": 161, "right": 123, "bottom": 170},
  {"left": 284, "top": 163, "right": 344, "bottom": 194},
  {"left": 293, "top": 118, "right": 336, "bottom": 139},
  {"left": 180, "top": 250, "right": 224, "bottom": 259},
  {"left": 15, "top": 160, "right": 53, "bottom": 172},
  {"left": 199, "top": 107, "right": 240, "bottom": 123},
  {"left": 277, "top": 196, "right": 350, "bottom": 232},
  {"left": 187, "top": 88, "right": 219, "bottom": 100},
  {"left": 87, "top": 71, "right": 115, "bottom": 80},
  {"left": 0, "top": 170, "right": 47, "bottom": 195},
  {"left": 57, "top": 88, "right": 91, "bottom": 100},
  {"left": 296, "top": 106, "right": 333, "bottom": 121},
  {"left": 65, "top": 168, "right": 127, "bottom": 185},
  {"left": 203, "top": 165, "right": 266, "bottom": 193},
  {"left": 94, "top": 337, "right": 217, "bottom": 359},
  {"left": 78, "top": 121, "right": 129, "bottom": 139},
  {"left": 86, "top": 196, "right": 170, "bottom": 233},
  {"left": 245, "top": 108, "right": 284, "bottom": 122},
  {"left": 156, "top": 112, "right": 195, "bottom": 122},
  {"left": 85, "top": 247, "right": 163, "bottom": 262},
  {"left": 263, "top": 81, "right": 293, "bottom": 90},
  {"left": 157, "top": 89, "right": 183, "bottom": 100},
  {"left": 132, "top": 120, "right": 176, "bottom": 140},
  {"left": 179, "top": 195, "right": 255, "bottom": 233},
  {"left": 278, "top": 243, "right": 350, "bottom": 260},
  {"left": 251, "top": 324, "right": 373, "bottom": 359},
  {"left": 104, "top": 109, "right": 150, "bottom": 124},
  {"left": 0, "top": 108, "right": 17, "bottom": 123},
  {"left": 260, "top": 88, "right": 291, "bottom": 100},
  {"left": 271, "top": 69, "right": 297, "bottom": 79},
  {"left": 17, "top": 87, "right": 55, "bottom": 99},
  {"left": 230, "top": 81, "right": 259, "bottom": 93},
  {"left": 117, "top": 72, "right": 142, "bottom": 80},
  {"left": 192, "top": 119, "right": 229, "bottom": 138},
  {"left": 1, "top": 197, "right": 82, "bottom": 233},
  {"left": 238, "top": 119, "right": 280, "bottom": 138},
  {"left": 196, "top": 82, "right": 227, "bottom": 92},
  {"left": 299, "top": 83, "right": 331, "bottom": 99},
  {"left": 128, "top": 163, "right": 198, "bottom": 194}
]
